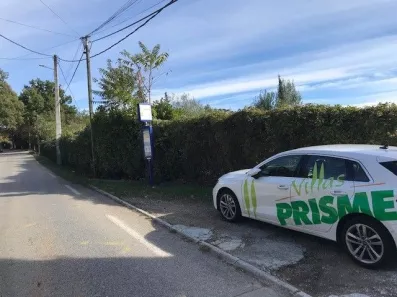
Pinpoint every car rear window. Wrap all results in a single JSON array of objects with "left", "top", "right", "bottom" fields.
[{"left": 380, "top": 161, "right": 397, "bottom": 176}]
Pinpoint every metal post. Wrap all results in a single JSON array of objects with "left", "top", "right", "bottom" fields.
[
  {"left": 54, "top": 55, "right": 62, "bottom": 165},
  {"left": 82, "top": 36, "right": 96, "bottom": 176},
  {"left": 148, "top": 124, "right": 154, "bottom": 186}
]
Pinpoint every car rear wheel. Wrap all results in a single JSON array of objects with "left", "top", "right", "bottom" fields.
[
  {"left": 218, "top": 190, "right": 241, "bottom": 222},
  {"left": 341, "top": 216, "right": 396, "bottom": 268}
]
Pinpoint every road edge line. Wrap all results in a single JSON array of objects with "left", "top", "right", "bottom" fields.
[{"left": 89, "top": 185, "right": 312, "bottom": 297}]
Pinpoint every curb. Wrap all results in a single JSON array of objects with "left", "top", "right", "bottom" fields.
[{"left": 89, "top": 185, "right": 312, "bottom": 297}]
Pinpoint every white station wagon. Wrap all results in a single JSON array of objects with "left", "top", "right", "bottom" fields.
[{"left": 213, "top": 144, "right": 397, "bottom": 268}]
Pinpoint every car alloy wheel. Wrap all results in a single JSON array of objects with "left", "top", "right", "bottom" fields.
[
  {"left": 219, "top": 193, "right": 237, "bottom": 220},
  {"left": 345, "top": 223, "right": 384, "bottom": 265}
]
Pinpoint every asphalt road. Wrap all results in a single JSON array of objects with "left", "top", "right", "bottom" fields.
[{"left": 0, "top": 151, "right": 286, "bottom": 297}]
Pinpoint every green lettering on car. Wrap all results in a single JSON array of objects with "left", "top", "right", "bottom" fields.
[
  {"left": 372, "top": 190, "right": 397, "bottom": 221},
  {"left": 308, "top": 198, "right": 321, "bottom": 224},
  {"left": 319, "top": 195, "right": 338, "bottom": 224},
  {"left": 276, "top": 203, "right": 292, "bottom": 226},
  {"left": 291, "top": 201, "right": 312, "bottom": 225},
  {"left": 276, "top": 190, "right": 397, "bottom": 226},
  {"left": 337, "top": 192, "right": 372, "bottom": 219}
]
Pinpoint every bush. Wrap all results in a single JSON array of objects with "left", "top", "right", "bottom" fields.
[{"left": 40, "top": 103, "right": 397, "bottom": 184}]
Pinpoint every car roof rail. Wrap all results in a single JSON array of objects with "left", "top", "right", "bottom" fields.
[{"left": 380, "top": 143, "right": 389, "bottom": 149}]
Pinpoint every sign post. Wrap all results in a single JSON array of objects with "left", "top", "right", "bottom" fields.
[{"left": 138, "top": 103, "right": 154, "bottom": 186}]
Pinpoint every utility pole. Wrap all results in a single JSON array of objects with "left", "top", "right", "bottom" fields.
[
  {"left": 82, "top": 36, "right": 96, "bottom": 176},
  {"left": 54, "top": 55, "right": 62, "bottom": 165}
]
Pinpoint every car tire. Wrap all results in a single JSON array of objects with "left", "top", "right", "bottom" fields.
[
  {"left": 341, "top": 216, "right": 396, "bottom": 269},
  {"left": 217, "top": 189, "right": 241, "bottom": 222}
]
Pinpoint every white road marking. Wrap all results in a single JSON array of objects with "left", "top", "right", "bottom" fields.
[
  {"left": 106, "top": 214, "right": 172, "bottom": 258},
  {"left": 48, "top": 172, "right": 56, "bottom": 178},
  {"left": 65, "top": 185, "right": 81, "bottom": 195}
]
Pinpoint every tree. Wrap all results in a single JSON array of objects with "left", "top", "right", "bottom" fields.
[
  {"left": 172, "top": 93, "right": 206, "bottom": 119},
  {"left": 253, "top": 90, "right": 277, "bottom": 110},
  {"left": 18, "top": 79, "right": 80, "bottom": 148},
  {"left": 122, "top": 42, "right": 169, "bottom": 103},
  {"left": 276, "top": 75, "right": 302, "bottom": 108},
  {"left": 153, "top": 92, "right": 174, "bottom": 120},
  {"left": 253, "top": 75, "right": 302, "bottom": 110},
  {"left": 93, "top": 58, "right": 139, "bottom": 112},
  {"left": 0, "top": 70, "right": 24, "bottom": 145}
]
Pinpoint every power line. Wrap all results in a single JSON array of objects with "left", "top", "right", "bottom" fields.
[
  {"left": 64, "top": 52, "right": 84, "bottom": 93},
  {"left": 65, "top": 42, "right": 82, "bottom": 80},
  {"left": 91, "top": 0, "right": 177, "bottom": 58},
  {"left": 0, "top": 33, "right": 52, "bottom": 57},
  {"left": 0, "top": 56, "right": 50, "bottom": 61},
  {"left": 0, "top": 38, "right": 79, "bottom": 61},
  {"left": 38, "top": 0, "right": 80, "bottom": 36},
  {"left": 88, "top": 0, "right": 141, "bottom": 36},
  {"left": 92, "top": 9, "right": 159, "bottom": 42},
  {"left": 58, "top": 61, "right": 77, "bottom": 103},
  {"left": 0, "top": 17, "right": 75, "bottom": 37},
  {"left": 96, "top": 0, "right": 167, "bottom": 34},
  {"left": 58, "top": 39, "right": 87, "bottom": 63}
]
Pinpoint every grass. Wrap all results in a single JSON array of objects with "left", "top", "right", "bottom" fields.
[
  {"left": 36, "top": 156, "right": 88, "bottom": 185},
  {"left": 90, "top": 179, "right": 212, "bottom": 204},
  {"left": 36, "top": 155, "right": 213, "bottom": 204}
]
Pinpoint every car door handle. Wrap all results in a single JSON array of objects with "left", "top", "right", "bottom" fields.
[
  {"left": 330, "top": 190, "right": 347, "bottom": 196},
  {"left": 278, "top": 185, "right": 289, "bottom": 190}
]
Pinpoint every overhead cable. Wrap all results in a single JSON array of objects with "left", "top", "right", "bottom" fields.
[
  {"left": 0, "top": 33, "right": 52, "bottom": 57},
  {"left": 65, "top": 42, "right": 82, "bottom": 79},
  {"left": 58, "top": 61, "right": 77, "bottom": 102},
  {"left": 64, "top": 52, "right": 84, "bottom": 93},
  {"left": 39, "top": 0, "right": 80, "bottom": 36},
  {"left": 0, "top": 17, "right": 75, "bottom": 37},
  {"left": 0, "top": 56, "right": 50, "bottom": 61},
  {"left": 92, "top": 9, "right": 159, "bottom": 42},
  {"left": 91, "top": 0, "right": 178, "bottom": 58},
  {"left": 101, "top": 0, "right": 167, "bottom": 33},
  {"left": 88, "top": 0, "right": 141, "bottom": 36},
  {"left": 0, "top": 38, "right": 79, "bottom": 61}
]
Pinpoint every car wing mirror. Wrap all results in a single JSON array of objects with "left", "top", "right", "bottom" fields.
[{"left": 247, "top": 168, "right": 262, "bottom": 178}]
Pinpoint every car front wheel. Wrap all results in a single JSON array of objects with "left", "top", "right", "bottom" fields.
[
  {"left": 341, "top": 216, "right": 396, "bottom": 268},
  {"left": 218, "top": 190, "right": 241, "bottom": 222}
]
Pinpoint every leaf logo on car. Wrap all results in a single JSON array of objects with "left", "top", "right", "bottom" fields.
[{"left": 242, "top": 179, "right": 257, "bottom": 218}]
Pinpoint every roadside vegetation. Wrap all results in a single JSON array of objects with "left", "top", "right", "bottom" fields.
[{"left": 2, "top": 41, "right": 397, "bottom": 191}]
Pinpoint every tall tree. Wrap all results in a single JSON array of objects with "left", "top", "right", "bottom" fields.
[
  {"left": 121, "top": 42, "right": 169, "bottom": 103},
  {"left": 93, "top": 58, "right": 139, "bottom": 112},
  {"left": 276, "top": 75, "right": 302, "bottom": 108},
  {"left": 0, "top": 70, "right": 24, "bottom": 130},
  {"left": 0, "top": 70, "right": 24, "bottom": 147},
  {"left": 18, "top": 79, "right": 78, "bottom": 148}
]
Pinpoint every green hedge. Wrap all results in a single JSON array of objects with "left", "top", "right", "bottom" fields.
[{"left": 40, "top": 103, "right": 397, "bottom": 184}]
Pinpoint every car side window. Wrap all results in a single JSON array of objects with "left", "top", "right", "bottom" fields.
[
  {"left": 303, "top": 155, "right": 347, "bottom": 181},
  {"left": 260, "top": 155, "right": 302, "bottom": 177},
  {"left": 347, "top": 160, "right": 370, "bottom": 182}
]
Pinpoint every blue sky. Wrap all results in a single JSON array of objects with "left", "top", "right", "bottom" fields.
[{"left": 1, "top": 0, "right": 397, "bottom": 111}]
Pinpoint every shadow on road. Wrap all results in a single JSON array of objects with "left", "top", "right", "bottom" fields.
[{"left": 0, "top": 151, "right": 116, "bottom": 206}]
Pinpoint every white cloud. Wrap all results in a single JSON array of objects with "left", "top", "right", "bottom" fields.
[{"left": 152, "top": 34, "right": 397, "bottom": 100}]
